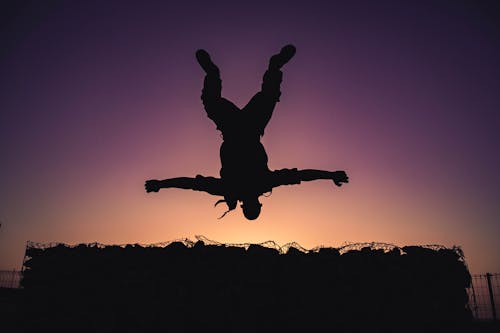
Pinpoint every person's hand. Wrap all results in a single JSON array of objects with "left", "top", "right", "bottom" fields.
[
  {"left": 145, "top": 179, "right": 160, "bottom": 193},
  {"left": 332, "top": 171, "right": 349, "bottom": 187}
]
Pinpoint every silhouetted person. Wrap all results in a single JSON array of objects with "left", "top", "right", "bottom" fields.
[{"left": 145, "top": 45, "right": 349, "bottom": 219}]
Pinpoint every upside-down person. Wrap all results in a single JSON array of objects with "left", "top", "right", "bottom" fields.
[{"left": 145, "top": 45, "right": 349, "bottom": 220}]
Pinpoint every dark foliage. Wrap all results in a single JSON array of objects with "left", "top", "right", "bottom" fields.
[{"left": 17, "top": 241, "right": 474, "bottom": 332}]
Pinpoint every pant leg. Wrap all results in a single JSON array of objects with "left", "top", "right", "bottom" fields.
[
  {"left": 242, "top": 67, "right": 283, "bottom": 136},
  {"left": 261, "top": 68, "right": 283, "bottom": 102},
  {"left": 201, "top": 72, "right": 222, "bottom": 124},
  {"left": 201, "top": 72, "right": 239, "bottom": 133},
  {"left": 201, "top": 71, "right": 222, "bottom": 102}
]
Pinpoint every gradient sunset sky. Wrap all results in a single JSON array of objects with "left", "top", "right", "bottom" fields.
[{"left": 1, "top": 0, "right": 499, "bottom": 273}]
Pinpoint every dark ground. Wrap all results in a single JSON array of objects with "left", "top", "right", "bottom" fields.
[{"left": 1, "top": 287, "right": 499, "bottom": 332}]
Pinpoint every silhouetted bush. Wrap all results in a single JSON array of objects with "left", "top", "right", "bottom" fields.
[{"left": 19, "top": 239, "right": 473, "bottom": 332}]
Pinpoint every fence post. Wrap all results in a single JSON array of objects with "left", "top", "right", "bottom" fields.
[
  {"left": 486, "top": 273, "right": 497, "bottom": 321},
  {"left": 11, "top": 269, "right": 16, "bottom": 288},
  {"left": 470, "top": 277, "right": 479, "bottom": 318}
]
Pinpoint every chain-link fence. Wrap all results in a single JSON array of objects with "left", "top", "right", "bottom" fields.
[
  {"left": 467, "top": 273, "right": 499, "bottom": 321},
  {"left": 0, "top": 270, "right": 21, "bottom": 289}
]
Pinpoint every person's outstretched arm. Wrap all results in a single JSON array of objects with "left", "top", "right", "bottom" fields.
[
  {"left": 270, "top": 168, "right": 349, "bottom": 189},
  {"left": 145, "top": 175, "right": 224, "bottom": 196},
  {"left": 298, "top": 169, "right": 349, "bottom": 187}
]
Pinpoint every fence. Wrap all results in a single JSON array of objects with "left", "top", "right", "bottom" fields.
[
  {"left": 1, "top": 268, "right": 498, "bottom": 321},
  {"left": 467, "top": 273, "right": 499, "bottom": 321},
  {"left": 0, "top": 270, "right": 22, "bottom": 289}
]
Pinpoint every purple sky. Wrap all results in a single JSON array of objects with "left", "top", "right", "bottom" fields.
[{"left": 1, "top": 0, "right": 499, "bottom": 273}]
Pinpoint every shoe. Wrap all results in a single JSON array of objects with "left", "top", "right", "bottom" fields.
[
  {"left": 269, "top": 44, "right": 296, "bottom": 69},
  {"left": 196, "top": 49, "right": 219, "bottom": 74}
]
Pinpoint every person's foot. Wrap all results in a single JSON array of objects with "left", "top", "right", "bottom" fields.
[
  {"left": 196, "top": 49, "right": 219, "bottom": 74},
  {"left": 269, "top": 44, "right": 296, "bottom": 69}
]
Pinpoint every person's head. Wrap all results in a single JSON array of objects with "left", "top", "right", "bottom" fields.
[{"left": 241, "top": 197, "right": 262, "bottom": 220}]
